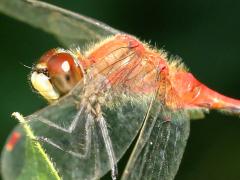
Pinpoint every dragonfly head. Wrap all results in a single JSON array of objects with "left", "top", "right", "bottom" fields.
[
  {"left": 172, "top": 71, "right": 240, "bottom": 114},
  {"left": 31, "top": 49, "right": 83, "bottom": 102}
]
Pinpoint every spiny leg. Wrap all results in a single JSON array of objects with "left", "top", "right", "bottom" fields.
[
  {"left": 33, "top": 114, "right": 93, "bottom": 159},
  {"left": 30, "top": 106, "right": 85, "bottom": 134},
  {"left": 98, "top": 115, "right": 118, "bottom": 180}
]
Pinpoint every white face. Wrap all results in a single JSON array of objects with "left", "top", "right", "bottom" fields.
[{"left": 31, "top": 71, "right": 60, "bottom": 102}]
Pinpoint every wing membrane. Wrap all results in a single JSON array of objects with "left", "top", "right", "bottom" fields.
[
  {"left": 0, "top": 3, "right": 191, "bottom": 178},
  {"left": 0, "top": 0, "right": 120, "bottom": 47},
  {"left": 1, "top": 79, "right": 150, "bottom": 179},
  {"left": 121, "top": 101, "right": 190, "bottom": 180}
]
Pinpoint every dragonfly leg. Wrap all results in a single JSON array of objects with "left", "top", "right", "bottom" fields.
[
  {"left": 33, "top": 115, "right": 93, "bottom": 158},
  {"left": 34, "top": 106, "right": 85, "bottom": 134},
  {"left": 34, "top": 136, "right": 90, "bottom": 158},
  {"left": 98, "top": 115, "right": 118, "bottom": 180}
]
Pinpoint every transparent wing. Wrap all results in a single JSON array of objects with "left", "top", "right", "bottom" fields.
[
  {"left": 0, "top": 0, "right": 120, "bottom": 47},
  {"left": 1, "top": 78, "right": 150, "bottom": 180},
  {"left": 121, "top": 100, "right": 190, "bottom": 180}
]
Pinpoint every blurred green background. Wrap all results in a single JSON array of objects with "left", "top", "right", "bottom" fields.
[{"left": 0, "top": 0, "right": 240, "bottom": 179}]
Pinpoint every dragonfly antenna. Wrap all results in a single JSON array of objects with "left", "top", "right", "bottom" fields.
[{"left": 19, "top": 61, "right": 32, "bottom": 69}]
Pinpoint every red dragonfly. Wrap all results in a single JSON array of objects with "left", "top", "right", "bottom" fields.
[{"left": 1, "top": 0, "right": 240, "bottom": 180}]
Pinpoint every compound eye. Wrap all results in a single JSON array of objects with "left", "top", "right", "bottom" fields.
[
  {"left": 47, "top": 52, "right": 83, "bottom": 94},
  {"left": 38, "top": 48, "right": 57, "bottom": 64}
]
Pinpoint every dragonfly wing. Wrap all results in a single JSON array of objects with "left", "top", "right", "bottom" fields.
[
  {"left": 0, "top": 0, "right": 120, "bottom": 47},
  {"left": 1, "top": 79, "right": 149, "bottom": 179},
  {"left": 121, "top": 101, "right": 190, "bottom": 180}
]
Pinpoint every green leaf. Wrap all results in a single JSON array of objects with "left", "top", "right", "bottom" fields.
[{"left": 1, "top": 113, "right": 61, "bottom": 180}]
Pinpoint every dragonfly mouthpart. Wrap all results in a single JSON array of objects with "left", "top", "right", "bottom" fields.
[{"left": 31, "top": 71, "right": 60, "bottom": 102}]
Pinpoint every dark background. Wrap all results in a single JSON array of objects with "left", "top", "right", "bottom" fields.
[{"left": 1, "top": 0, "right": 240, "bottom": 179}]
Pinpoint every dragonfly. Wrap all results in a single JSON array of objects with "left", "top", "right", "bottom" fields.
[{"left": 1, "top": 0, "right": 240, "bottom": 180}]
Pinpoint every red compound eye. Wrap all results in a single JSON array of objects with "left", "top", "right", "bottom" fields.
[
  {"left": 38, "top": 48, "right": 57, "bottom": 64},
  {"left": 46, "top": 52, "right": 83, "bottom": 94}
]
